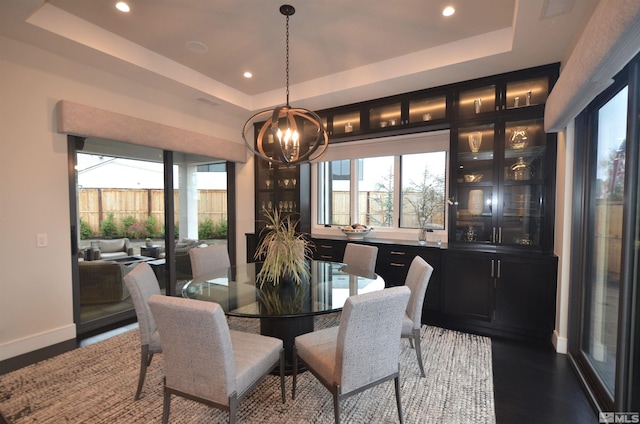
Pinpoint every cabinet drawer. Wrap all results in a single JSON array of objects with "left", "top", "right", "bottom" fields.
[
  {"left": 311, "top": 238, "right": 346, "bottom": 261},
  {"left": 377, "top": 246, "right": 419, "bottom": 286}
]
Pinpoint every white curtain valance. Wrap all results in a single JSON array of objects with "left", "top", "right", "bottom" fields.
[
  {"left": 545, "top": 0, "right": 640, "bottom": 132},
  {"left": 55, "top": 100, "right": 248, "bottom": 163}
]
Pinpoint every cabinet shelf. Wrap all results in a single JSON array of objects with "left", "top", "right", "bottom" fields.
[
  {"left": 458, "top": 151, "right": 494, "bottom": 161},
  {"left": 504, "top": 145, "right": 545, "bottom": 159}
]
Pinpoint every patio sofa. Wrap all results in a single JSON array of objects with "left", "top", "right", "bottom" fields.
[
  {"left": 78, "top": 260, "right": 129, "bottom": 305},
  {"left": 90, "top": 238, "right": 133, "bottom": 260},
  {"left": 175, "top": 238, "right": 205, "bottom": 280}
]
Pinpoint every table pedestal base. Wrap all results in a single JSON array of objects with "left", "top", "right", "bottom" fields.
[{"left": 260, "top": 315, "right": 314, "bottom": 374}]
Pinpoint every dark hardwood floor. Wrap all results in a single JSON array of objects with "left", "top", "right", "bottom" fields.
[
  {"left": 1, "top": 325, "right": 598, "bottom": 423},
  {"left": 492, "top": 337, "right": 597, "bottom": 424}
]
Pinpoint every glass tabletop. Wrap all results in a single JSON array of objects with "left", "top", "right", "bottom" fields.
[{"left": 182, "top": 260, "right": 385, "bottom": 318}]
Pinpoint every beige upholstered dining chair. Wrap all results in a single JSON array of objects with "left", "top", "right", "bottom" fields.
[
  {"left": 148, "top": 295, "right": 285, "bottom": 424},
  {"left": 123, "top": 262, "right": 163, "bottom": 400},
  {"left": 292, "top": 286, "right": 410, "bottom": 424},
  {"left": 188, "top": 244, "right": 231, "bottom": 280},
  {"left": 342, "top": 243, "right": 378, "bottom": 275},
  {"left": 401, "top": 256, "right": 434, "bottom": 377}
]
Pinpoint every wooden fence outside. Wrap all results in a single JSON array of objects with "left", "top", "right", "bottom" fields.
[
  {"left": 330, "top": 191, "right": 445, "bottom": 227},
  {"left": 79, "top": 188, "right": 227, "bottom": 236}
]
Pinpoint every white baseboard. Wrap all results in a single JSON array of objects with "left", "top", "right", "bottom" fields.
[
  {"left": 0, "top": 324, "right": 76, "bottom": 361},
  {"left": 552, "top": 330, "right": 568, "bottom": 354}
]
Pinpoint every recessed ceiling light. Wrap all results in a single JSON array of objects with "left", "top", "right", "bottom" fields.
[
  {"left": 243, "top": 72, "right": 253, "bottom": 79},
  {"left": 115, "top": 2, "right": 130, "bottom": 13},
  {"left": 185, "top": 41, "right": 208, "bottom": 54},
  {"left": 442, "top": 6, "right": 455, "bottom": 17}
]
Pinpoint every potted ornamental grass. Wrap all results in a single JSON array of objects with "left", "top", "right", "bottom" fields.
[{"left": 254, "top": 207, "right": 313, "bottom": 288}]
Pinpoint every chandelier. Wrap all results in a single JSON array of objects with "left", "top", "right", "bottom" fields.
[{"left": 242, "top": 4, "right": 328, "bottom": 166}]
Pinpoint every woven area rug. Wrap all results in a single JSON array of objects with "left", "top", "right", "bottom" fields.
[{"left": 0, "top": 319, "right": 495, "bottom": 423}]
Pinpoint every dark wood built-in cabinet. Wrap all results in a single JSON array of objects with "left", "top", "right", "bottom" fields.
[
  {"left": 250, "top": 63, "right": 560, "bottom": 344},
  {"left": 311, "top": 237, "right": 443, "bottom": 319},
  {"left": 444, "top": 250, "right": 557, "bottom": 341},
  {"left": 449, "top": 67, "right": 557, "bottom": 252}
]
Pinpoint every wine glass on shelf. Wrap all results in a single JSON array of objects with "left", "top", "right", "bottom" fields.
[
  {"left": 292, "top": 178, "right": 297, "bottom": 188},
  {"left": 265, "top": 178, "right": 272, "bottom": 189},
  {"left": 283, "top": 178, "right": 290, "bottom": 188}
]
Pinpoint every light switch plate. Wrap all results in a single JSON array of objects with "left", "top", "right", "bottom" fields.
[{"left": 37, "top": 233, "right": 48, "bottom": 247}]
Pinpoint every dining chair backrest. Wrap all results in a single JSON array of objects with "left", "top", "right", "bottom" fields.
[
  {"left": 342, "top": 243, "right": 378, "bottom": 274},
  {"left": 123, "top": 262, "right": 163, "bottom": 400},
  {"left": 148, "top": 295, "right": 236, "bottom": 405},
  {"left": 189, "top": 244, "right": 231, "bottom": 280},
  {"left": 404, "top": 256, "right": 434, "bottom": 331},
  {"left": 335, "top": 286, "right": 410, "bottom": 393},
  {"left": 124, "top": 262, "right": 162, "bottom": 348}
]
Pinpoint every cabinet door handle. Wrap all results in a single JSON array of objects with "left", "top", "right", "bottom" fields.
[
  {"left": 497, "top": 259, "right": 501, "bottom": 278},
  {"left": 492, "top": 227, "right": 496, "bottom": 244},
  {"left": 498, "top": 227, "right": 502, "bottom": 244},
  {"left": 320, "top": 255, "right": 333, "bottom": 259},
  {"left": 320, "top": 245, "right": 333, "bottom": 249},
  {"left": 491, "top": 259, "right": 495, "bottom": 278},
  {"left": 390, "top": 262, "right": 406, "bottom": 267},
  {"left": 390, "top": 251, "right": 406, "bottom": 255}
]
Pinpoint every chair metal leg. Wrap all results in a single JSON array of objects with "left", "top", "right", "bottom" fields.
[
  {"left": 394, "top": 376, "right": 404, "bottom": 424},
  {"left": 333, "top": 393, "right": 340, "bottom": 424},
  {"left": 162, "top": 384, "right": 170, "bottom": 424},
  {"left": 292, "top": 346, "right": 298, "bottom": 400},
  {"left": 135, "top": 345, "right": 153, "bottom": 400},
  {"left": 413, "top": 328, "right": 425, "bottom": 377},
  {"left": 279, "top": 349, "right": 286, "bottom": 403},
  {"left": 229, "top": 396, "right": 238, "bottom": 424}
]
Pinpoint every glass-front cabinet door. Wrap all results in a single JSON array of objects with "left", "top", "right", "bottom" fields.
[
  {"left": 408, "top": 95, "right": 447, "bottom": 124},
  {"left": 369, "top": 102, "right": 401, "bottom": 130},
  {"left": 457, "top": 85, "right": 496, "bottom": 118},
  {"left": 505, "top": 77, "right": 549, "bottom": 111},
  {"left": 255, "top": 161, "right": 301, "bottom": 233},
  {"left": 501, "top": 118, "right": 547, "bottom": 247},
  {"left": 331, "top": 109, "right": 361, "bottom": 137},
  {"left": 450, "top": 117, "right": 551, "bottom": 249},
  {"left": 452, "top": 123, "right": 496, "bottom": 244}
]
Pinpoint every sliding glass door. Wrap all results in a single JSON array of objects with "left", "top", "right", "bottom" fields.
[
  {"left": 70, "top": 137, "right": 231, "bottom": 334},
  {"left": 171, "top": 154, "right": 229, "bottom": 294},
  {"left": 570, "top": 53, "right": 640, "bottom": 413},
  {"left": 581, "top": 86, "right": 627, "bottom": 396}
]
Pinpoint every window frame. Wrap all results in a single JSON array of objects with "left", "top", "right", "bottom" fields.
[{"left": 311, "top": 131, "right": 450, "bottom": 242}]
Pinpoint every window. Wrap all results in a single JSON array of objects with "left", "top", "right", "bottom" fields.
[
  {"left": 315, "top": 131, "right": 448, "bottom": 237},
  {"left": 317, "top": 160, "right": 351, "bottom": 226},
  {"left": 401, "top": 152, "right": 446, "bottom": 229}
]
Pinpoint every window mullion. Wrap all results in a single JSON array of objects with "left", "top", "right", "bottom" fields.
[
  {"left": 350, "top": 159, "right": 358, "bottom": 224},
  {"left": 393, "top": 156, "right": 401, "bottom": 228}
]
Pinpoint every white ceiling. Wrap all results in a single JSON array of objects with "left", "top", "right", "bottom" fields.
[{"left": 0, "top": 0, "right": 597, "bottom": 118}]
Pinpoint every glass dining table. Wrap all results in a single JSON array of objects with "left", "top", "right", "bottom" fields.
[{"left": 182, "top": 260, "right": 385, "bottom": 368}]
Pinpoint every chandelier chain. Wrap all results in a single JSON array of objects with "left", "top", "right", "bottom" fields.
[{"left": 285, "top": 14, "right": 290, "bottom": 106}]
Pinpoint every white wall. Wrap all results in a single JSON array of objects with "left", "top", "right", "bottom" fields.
[
  {"left": 0, "top": 36, "right": 254, "bottom": 361},
  {"left": 552, "top": 126, "right": 574, "bottom": 354}
]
